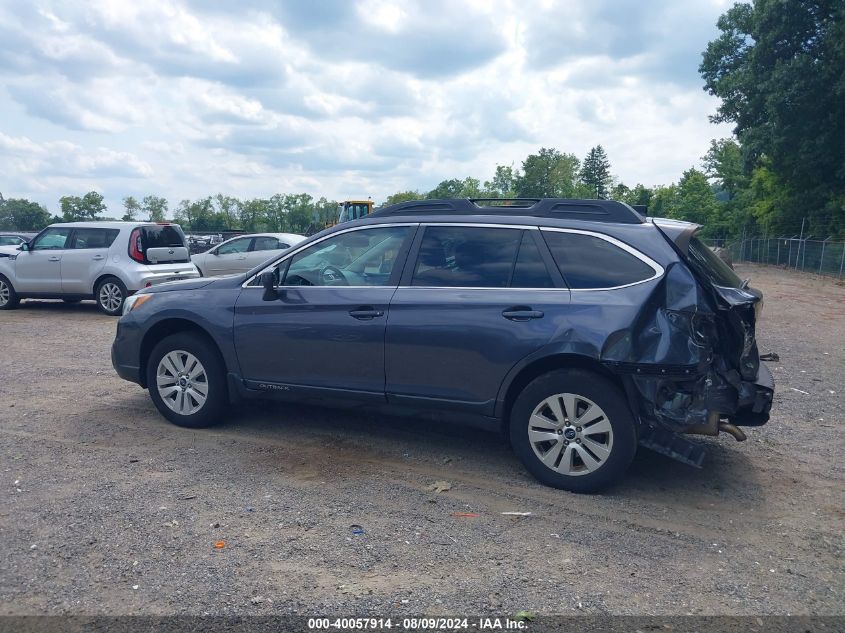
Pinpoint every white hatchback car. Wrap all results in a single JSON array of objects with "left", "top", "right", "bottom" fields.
[
  {"left": 191, "top": 232, "right": 305, "bottom": 277},
  {"left": 0, "top": 221, "right": 199, "bottom": 315}
]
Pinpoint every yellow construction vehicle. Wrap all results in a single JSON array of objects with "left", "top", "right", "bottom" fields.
[{"left": 326, "top": 200, "right": 373, "bottom": 229}]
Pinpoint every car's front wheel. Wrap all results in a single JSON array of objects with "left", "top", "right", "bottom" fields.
[
  {"left": 0, "top": 275, "right": 20, "bottom": 310},
  {"left": 509, "top": 369, "right": 637, "bottom": 493},
  {"left": 96, "top": 277, "right": 128, "bottom": 315},
  {"left": 146, "top": 333, "right": 227, "bottom": 428}
]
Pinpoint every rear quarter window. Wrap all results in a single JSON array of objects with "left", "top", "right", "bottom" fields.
[{"left": 542, "top": 230, "right": 657, "bottom": 289}]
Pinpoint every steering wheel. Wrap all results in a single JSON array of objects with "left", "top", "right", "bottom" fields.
[{"left": 321, "top": 265, "right": 349, "bottom": 286}]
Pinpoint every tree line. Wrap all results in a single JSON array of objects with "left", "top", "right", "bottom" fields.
[{"left": 2, "top": 1, "right": 841, "bottom": 239}]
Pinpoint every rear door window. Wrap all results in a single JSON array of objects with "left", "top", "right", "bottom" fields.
[
  {"left": 412, "top": 226, "right": 522, "bottom": 288},
  {"left": 251, "top": 236, "right": 283, "bottom": 251},
  {"left": 542, "top": 230, "right": 657, "bottom": 289},
  {"left": 70, "top": 228, "right": 119, "bottom": 249}
]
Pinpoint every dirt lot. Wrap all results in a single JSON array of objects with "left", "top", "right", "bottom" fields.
[{"left": 0, "top": 264, "right": 842, "bottom": 616}]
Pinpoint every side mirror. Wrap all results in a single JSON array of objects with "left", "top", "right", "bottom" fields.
[
  {"left": 19, "top": 242, "right": 30, "bottom": 252},
  {"left": 261, "top": 271, "right": 278, "bottom": 301}
]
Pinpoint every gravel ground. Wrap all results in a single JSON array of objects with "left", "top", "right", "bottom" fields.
[{"left": 0, "top": 264, "right": 842, "bottom": 616}]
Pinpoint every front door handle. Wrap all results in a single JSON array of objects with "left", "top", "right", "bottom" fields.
[
  {"left": 502, "top": 306, "right": 544, "bottom": 321},
  {"left": 92, "top": 255, "right": 105, "bottom": 261},
  {"left": 349, "top": 307, "right": 385, "bottom": 320},
  {"left": 48, "top": 256, "right": 61, "bottom": 262},
  {"left": 237, "top": 255, "right": 247, "bottom": 260}
]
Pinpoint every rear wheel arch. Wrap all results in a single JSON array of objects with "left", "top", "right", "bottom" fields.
[
  {"left": 139, "top": 319, "right": 225, "bottom": 389},
  {"left": 92, "top": 272, "right": 128, "bottom": 297},
  {"left": 499, "top": 353, "right": 626, "bottom": 428}
]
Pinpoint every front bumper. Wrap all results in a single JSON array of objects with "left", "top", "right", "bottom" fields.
[{"left": 111, "top": 316, "right": 144, "bottom": 386}]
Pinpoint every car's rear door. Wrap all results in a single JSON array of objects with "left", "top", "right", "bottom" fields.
[
  {"left": 14, "top": 227, "right": 72, "bottom": 293},
  {"left": 234, "top": 224, "right": 415, "bottom": 400},
  {"left": 60, "top": 228, "right": 118, "bottom": 294},
  {"left": 245, "top": 235, "right": 287, "bottom": 270},
  {"left": 385, "top": 224, "right": 570, "bottom": 417}
]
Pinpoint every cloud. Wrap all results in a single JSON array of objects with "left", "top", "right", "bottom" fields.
[{"left": 0, "top": 0, "right": 735, "bottom": 214}]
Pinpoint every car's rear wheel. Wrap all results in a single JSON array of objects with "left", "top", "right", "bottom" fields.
[
  {"left": 509, "top": 369, "right": 637, "bottom": 493},
  {"left": 146, "top": 333, "right": 226, "bottom": 428},
  {"left": 96, "top": 277, "right": 127, "bottom": 315},
  {"left": 0, "top": 275, "right": 20, "bottom": 310}
]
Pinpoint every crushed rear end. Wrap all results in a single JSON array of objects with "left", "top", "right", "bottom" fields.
[{"left": 604, "top": 219, "right": 774, "bottom": 465}]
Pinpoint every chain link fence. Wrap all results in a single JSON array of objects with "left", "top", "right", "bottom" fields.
[{"left": 705, "top": 237, "right": 845, "bottom": 278}]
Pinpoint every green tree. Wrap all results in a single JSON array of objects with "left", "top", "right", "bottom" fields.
[
  {"left": 122, "top": 196, "right": 141, "bottom": 222},
  {"left": 60, "top": 191, "right": 106, "bottom": 221},
  {"left": 384, "top": 190, "right": 422, "bottom": 206},
  {"left": 700, "top": 0, "right": 845, "bottom": 234},
  {"left": 213, "top": 194, "right": 240, "bottom": 229},
  {"left": 238, "top": 198, "right": 268, "bottom": 232},
  {"left": 284, "top": 194, "right": 314, "bottom": 233},
  {"left": 0, "top": 196, "right": 52, "bottom": 230},
  {"left": 483, "top": 165, "right": 518, "bottom": 198},
  {"left": 427, "top": 179, "right": 465, "bottom": 199},
  {"left": 579, "top": 145, "right": 612, "bottom": 198},
  {"left": 702, "top": 138, "right": 746, "bottom": 199},
  {"left": 516, "top": 148, "right": 583, "bottom": 198},
  {"left": 142, "top": 195, "right": 168, "bottom": 222},
  {"left": 313, "top": 197, "right": 339, "bottom": 226}
]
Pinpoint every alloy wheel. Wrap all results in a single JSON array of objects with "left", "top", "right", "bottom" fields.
[
  {"left": 99, "top": 282, "right": 122, "bottom": 312},
  {"left": 0, "top": 280, "right": 9, "bottom": 307},
  {"left": 527, "top": 393, "right": 614, "bottom": 476},
  {"left": 156, "top": 350, "right": 209, "bottom": 415}
]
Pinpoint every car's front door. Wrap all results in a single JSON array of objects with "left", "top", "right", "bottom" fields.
[
  {"left": 385, "top": 225, "right": 570, "bottom": 416},
  {"left": 206, "top": 237, "right": 253, "bottom": 276},
  {"left": 60, "top": 228, "right": 118, "bottom": 294},
  {"left": 14, "top": 227, "right": 72, "bottom": 293},
  {"left": 234, "top": 224, "right": 414, "bottom": 399}
]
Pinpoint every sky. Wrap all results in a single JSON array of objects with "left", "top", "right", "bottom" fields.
[{"left": 0, "top": 0, "right": 735, "bottom": 216}]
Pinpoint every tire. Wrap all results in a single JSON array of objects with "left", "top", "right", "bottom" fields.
[
  {"left": 146, "top": 332, "right": 227, "bottom": 428},
  {"left": 196, "top": 266, "right": 204, "bottom": 277},
  {"left": 0, "top": 275, "right": 20, "bottom": 310},
  {"left": 509, "top": 369, "right": 637, "bottom": 493},
  {"left": 62, "top": 298, "right": 82, "bottom": 304},
  {"left": 95, "top": 277, "right": 128, "bottom": 316}
]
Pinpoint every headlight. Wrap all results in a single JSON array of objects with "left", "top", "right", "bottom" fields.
[{"left": 123, "top": 293, "right": 153, "bottom": 315}]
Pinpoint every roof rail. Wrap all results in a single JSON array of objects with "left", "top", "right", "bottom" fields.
[{"left": 371, "top": 198, "right": 645, "bottom": 224}]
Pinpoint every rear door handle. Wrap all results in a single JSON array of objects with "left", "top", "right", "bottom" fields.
[
  {"left": 92, "top": 255, "right": 105, "bottom": 261},
  {"left": 349, "top": 307, "right": 385, "bottom": 320},
  {"left": 48, "top": 256, "right": 61, "bottom": 262},
  {"left": 237, "top": 256, "right": 247, "bottom": 260},
  {"left": 502, "top": 306, "right": 544, "bottom": 321}
]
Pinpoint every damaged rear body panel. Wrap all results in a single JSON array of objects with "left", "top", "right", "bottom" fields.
[{"left": 599, "top": 219, "right": 774, "bottom": 439}]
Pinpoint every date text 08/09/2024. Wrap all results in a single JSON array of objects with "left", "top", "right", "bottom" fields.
[{"left": 307, "top": 617, "right": 529, "bottom": 630}]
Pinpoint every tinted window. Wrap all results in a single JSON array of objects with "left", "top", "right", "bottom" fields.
[
  {"left": 412, "top": 226, "right": 521, "bottom": 288},
  {"left": 141, "top": 225, "right": 186, "bottom": 250},
  {"left": 32, "top": 228, "right": 71, "bottom": 250},
  {"left": 71, "top": 228, "right": 119, "bottom": 249},
  {"left": 543, "top": 231, "right": 656, "bottom": 289},
  {"left": 282, "top": 226, "right": 408, "bottom": 287},
  {"left": 217, "top": 237, "right": 251, "bottom": 255},
  {"left": 252, "top": 236, "right": 283, "bottom": 251},
  {"left": 511, "top": 233, "right": 554, "bottom": 288},
  {"left": 687, "top": 236, "right": 743, "bottom": 288}
]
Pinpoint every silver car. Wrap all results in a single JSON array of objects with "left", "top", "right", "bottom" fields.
[
  {"left": 191, "top": 232, "right": 305, "bottom": 277},
  {"left": 0, "top": 221, "right": 199, "bottom": 315}
]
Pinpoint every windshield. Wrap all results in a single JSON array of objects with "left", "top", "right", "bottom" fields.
[{"left": 687, "top": 236, "right": 743, "bottom": 288}]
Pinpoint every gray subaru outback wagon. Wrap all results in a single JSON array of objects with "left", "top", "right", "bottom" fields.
[{"left": 112, "top": 199, "right": 774, "bottom": 492}]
